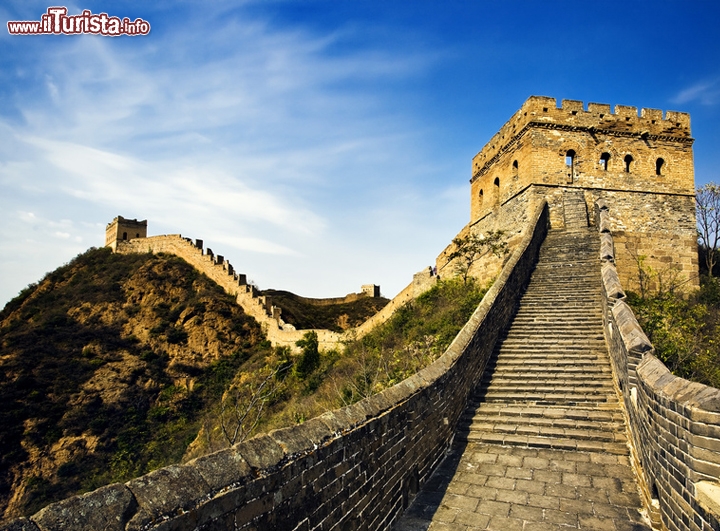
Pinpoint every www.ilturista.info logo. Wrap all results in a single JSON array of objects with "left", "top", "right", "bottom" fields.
[{"left": 7, "top": 7, "right": 150, "bottom": 36}]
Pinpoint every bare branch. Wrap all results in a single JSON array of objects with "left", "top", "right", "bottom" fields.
[{"left": 697, "top": 183, "right": 720, "bottom": 276}]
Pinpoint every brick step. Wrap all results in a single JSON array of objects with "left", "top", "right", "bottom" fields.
[
  {"left": 490, "top": 354, "right": 608, "bottom": 367},
  {"left": 487, "top": 369, "right": 612, "bottom": 379},
  {"left": 501, "top": 332, "right": 604, "bottom": 340},
  {"left": 520, "top": 290, "right": 600, "bottom": 297},
  {"left": 496, "top": 336, "right": 605, "bottom": 344},
  {"left": 517, "top": 296, "right": 601, "bottom": 303},
  {"left": 488, "top": 362, "right": 612, "bottom": 371},
  {"left": 502, "top": 322, "right": 602, "bottom": 327},
  {"left": 531, "top": 263, "right": 598, "bottom": 270},
  {"left": 493, "top": 346, "right": 608, "bottom": 353},
  {"left": 478, "top": 391, "right": 619, "bottom": 405},
  {"left": 494, "top": 347, "right": 608, "bottom": 356},
  {"left": 498, "top": 330, "right": 604, "bottom": 337},
  {"left": 488, "top": 360, "right": 610, "bottom": 369},
  {"left": 516, "top": 302, "right": 601, "bottom": 309},
  {"left": 527, "top": 270, "right": 599, "bottom": 276},
  {"left": 492, "top": 349, "right": 607, "bottom": 357},
  {"left": 485, "top": 369, "right": 613, "bottom": 378},
  {"left": 519, "top": 289, "right": 600, "bottom": 295},
  {"left": 510, "top": 315, "right": 602, "bottom": 322},
  {"left": 477, "top": 385, "right": 616, "bottom": 396},
  {"left": 489, "top": 363, "right": 611, "bottom": 372},
  {"left": 497, "top": 338, "right": 605, "bottom": 345},
  {"left": 488, "top": 371, "right": 612, "bottom": 380},
  {"left": 464, "top": 401, "right": 622, "bottom": 420},
  {"left": 461, "top": 403, "right": 624, "bottom": 422},
  {"left": 455, "top": 431, "right": 629, "bottom": 455},
  {"left": 506, "top": 322, "right": 601, "bottom": 328},
  {"left": 480, "top": 375, "right": 614, "bottom": 387},
  {"left": 461, "top": 418, "right": 626, "bottom": 443}
]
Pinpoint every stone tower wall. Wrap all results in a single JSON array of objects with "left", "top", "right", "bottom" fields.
[
  {"left": 465, "top": 96, "right": 698, "bottom": 290},
  {"left": 105, "top": 216, "right": 147, "bottom": 251}
]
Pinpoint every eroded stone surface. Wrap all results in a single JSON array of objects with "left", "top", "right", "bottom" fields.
[{"left": 32, "top": 483, "right": 136, "bottom": 531}]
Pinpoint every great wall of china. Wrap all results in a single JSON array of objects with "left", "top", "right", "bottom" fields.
[
  {"left": 2, "top": 96, "right": 718, "bottom": 531},
  {"left": 103, "top": 218, "right": 438, "bottom": 352}
]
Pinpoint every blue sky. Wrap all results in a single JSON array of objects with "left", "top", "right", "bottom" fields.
[{"left": 1, "top": 1, "right": 719, "bottom": 307}]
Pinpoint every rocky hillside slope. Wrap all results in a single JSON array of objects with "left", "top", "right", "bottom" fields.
[
  {"left": 0, "top": 248, "right": 268, "bottom": 522},
  {"left": 0, "top": 247, "right": 486, "bottom": 525}
]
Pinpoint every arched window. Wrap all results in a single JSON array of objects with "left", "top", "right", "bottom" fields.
[
  {"left": 565, "top": 150, "right": 576, "bottom": 183},
  {"left": 478, "top": 189, "right": 484, "bottom": 208},
  {"left": 493, "top": 177, "right": 500, "bottom": 205},
  {"left": 624, "top": 154, "right": 633, "bottom": 173},
  {"left": 135, "top": 233, "right": 140, "bottom": 238},
  {"left": 122, "top": 232, "right": 128, "bottom": 240},
  {"left": 512, "top": 160, "right": 518, "bottom": 175},
  {"left": 656, "top": 158, "right": 665, "bottom": 176},
  {"left": 599, "top": 152, "right": 610, "bottom": 171},
  {"left": 565, "top": 150, "right": 575, "bottom": 168}
]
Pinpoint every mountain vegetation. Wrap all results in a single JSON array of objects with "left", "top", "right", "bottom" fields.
[
  {"left": 0, "top": 248, "right": 489, "bottom": 523},
  {"left": 0, "top": 248, "right": 270, "bottom": 521},
  {"left": 626, "top": 246, "right": 720, "bottom": 390},
  {"left": 185, "top": 276, "right": 490, "bottom": 458},
  {"left": 259, "top": 289, "right": 389, "bottom": 332}
]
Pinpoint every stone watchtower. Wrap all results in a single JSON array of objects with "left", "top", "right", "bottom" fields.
[
  {"left": 105, "top": 216, "right": 147, "bottom": 251},
  {"left": 465, "top": 96, "right": 698, "bottom": 290}
]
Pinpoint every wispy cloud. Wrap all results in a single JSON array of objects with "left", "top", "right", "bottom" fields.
[
  {"left": 0, "top": 2, "right": 460, "bottom": 305},
  {"left": 671, "top": 80, "right": 720, "bottom": 106}
]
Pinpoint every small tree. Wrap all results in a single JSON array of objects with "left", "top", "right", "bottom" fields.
[
  {"left": 447, "top": 230, "right": 508, "bottom": 284},
  {"left": 219, "top": 367, "right": 280, "bottom": 445},
  {"left": 295, "top": 331, "right": 320, "bottom": 378},
  {"left": 697, "top": 182, "right": 720, "bottom": 276}
]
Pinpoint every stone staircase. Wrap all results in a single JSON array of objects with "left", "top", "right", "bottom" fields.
[
  {"left": 456, "top": 227, "right": 628, "bottom": 455},
  {"left": 563, "top": 189, "right": 589, "bottom": 228}
]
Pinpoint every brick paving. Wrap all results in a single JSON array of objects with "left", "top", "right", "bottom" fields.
[
  {"left": 394, "top": 224, "right": 653, "bottom": 531},
  {"left": 394, "top": 442, "right": 651, "bottom": 531}
]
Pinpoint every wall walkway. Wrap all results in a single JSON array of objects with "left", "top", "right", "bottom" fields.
[{"left": 395, "top": 225, "right": 652, "bottom": 530}]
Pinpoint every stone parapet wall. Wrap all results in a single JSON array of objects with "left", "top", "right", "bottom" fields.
[
  {"left": 353, "top": 267, "right": 437, "bottom": 337},
  {"left": 290, "top": 291, "right": 374, "bottom": 307},
  {"left": 591, "top": 190, "right": 699, "bottom": 292},
  {"left": 598, "top": 200, "right": 720, "bottom": 531},
  {"left": 1, "top": 202, "right": 549, "bottom": 531}
]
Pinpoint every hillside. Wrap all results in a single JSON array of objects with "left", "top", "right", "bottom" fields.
[
  {"left": 261, "top": 289, "right": 390, "bottom": 332},
  {"left": 0, "top": 248, "right": 270, "bottom": 521},
  {"left": 0, "top": 248, "right": 489, "bottom": 524}
]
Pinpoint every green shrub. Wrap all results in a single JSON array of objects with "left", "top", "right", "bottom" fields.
[
  {"left": 295, "top": 331, "right": 320, "bottom": 378},
  {"left": 627, "top": 275, "right": 720, "bottom": 389}
]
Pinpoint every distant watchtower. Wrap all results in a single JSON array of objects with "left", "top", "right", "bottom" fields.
[
  {"left": 459, "top": 96, "right": 698, "bottom": 290},
  {"left": 105, "top": 216, "right": 147, "bottom": 251}
]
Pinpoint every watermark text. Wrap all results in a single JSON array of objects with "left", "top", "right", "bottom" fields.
[{"left": 8, "top": 7, "right": 150, "bottom": 36}]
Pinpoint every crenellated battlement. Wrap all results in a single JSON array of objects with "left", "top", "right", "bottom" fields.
[{"left": 471, "top": 96, "right": 692, "bottom": 181}]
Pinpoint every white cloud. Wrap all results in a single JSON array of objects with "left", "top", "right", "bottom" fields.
[
  {"left": 672, "top": 81, "right": 720, "bottom": 106},
  {"left": 0, "top": 3, "right": 461, "bottom": 306}
]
